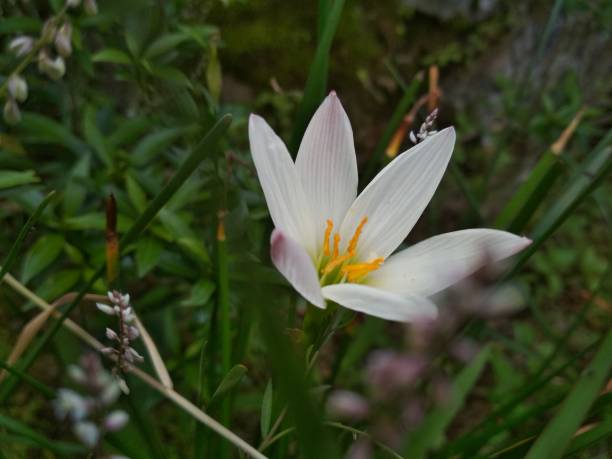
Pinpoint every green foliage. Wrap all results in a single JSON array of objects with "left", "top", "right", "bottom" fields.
[{"left": 1, "top": 0, "right": 611, "bottom": 458}]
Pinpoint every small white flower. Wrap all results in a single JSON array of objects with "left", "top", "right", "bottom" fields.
[
  {"left": 3, "top": 99, "right": 21, "bottom": 125},
  {"left": 54, "top": 22, "right": 72, "bottom": 58},
  {"left": 105, "top": 328, "right": 118, "bottom": 340},
  {"left": 53, "top": 389, "right": 88, "bottom": 421},
  {"left": 100, "top": 381, "right": 121, "bottom": 406},
  {"left": 67, "top": 365, "right": 86, "bottom": 384},
  {"left": 248, "top": 92, "right": 531, "bottom": 322}
]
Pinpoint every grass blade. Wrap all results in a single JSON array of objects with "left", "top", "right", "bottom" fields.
[
  {"left": 507, "top": 135, "right": 612, "bottom": 277},
  {"left": 288, "top": 0, "right": 345, "bottom": 153},
  {"left": 402, "top": 346, "right": 491, "bottom": 458},
  {"left": 0, "top": 190, "right": 55, "bottom": 283},
  {"left": 524, "top": 328, "right": 612, "bottom": 459}
]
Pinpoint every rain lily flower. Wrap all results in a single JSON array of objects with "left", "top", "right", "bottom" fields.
[{"left": 248, "top": 92, "right": 531, "bottom": 322}]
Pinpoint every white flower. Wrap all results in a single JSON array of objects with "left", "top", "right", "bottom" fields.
[
  {"left": 248, "top": 92, "right": 531, "bottom": 322},
  {"left": 73, "top": 421, "right": 99, "bottom": 448},
  {"left": 8, "top": 36, "right": 34, "bottom": 57}
]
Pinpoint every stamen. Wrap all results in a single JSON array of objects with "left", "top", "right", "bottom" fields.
[
  {"left": 322, "top": 253, "right": 352, "bottom": 274},
  {"left": 323, "top": 219, "right": 334, "bottom": 257},
  {"left": 347, "top": 217, "right": 368, "bottom": 255},
  {"left": 332, "top": 233, "right": 341, "bottom": 259},
  {"left": 342, "top": 257, "right": 384, "bottom": 282}
]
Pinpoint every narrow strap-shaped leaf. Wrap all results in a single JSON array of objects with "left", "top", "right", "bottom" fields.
[
  {"left": 402, "top": 346, "right": 491, "bottom": 459},
  {"left": 288, "top": 0, "right": 345, "bottom": 153},
  {"left": 525, "top": 328, "right": 612, "bottom": 459}
]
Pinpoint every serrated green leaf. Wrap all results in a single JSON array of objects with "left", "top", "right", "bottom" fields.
[
  {"left": 0, "top": 170, "right": 39, "bottom": 189},
  {"left": 136, "top": 236, "right": 163, "bottom": 277},
  {"left": 21, "top": 234, "right": 65, "bottom": 284}
]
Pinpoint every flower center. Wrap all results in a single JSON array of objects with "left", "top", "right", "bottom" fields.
[{"left": 318, "top": 217, "right": 384, "bottom": 284}]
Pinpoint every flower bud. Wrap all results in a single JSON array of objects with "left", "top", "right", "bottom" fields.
[
  {"left": 37, "top": 51, "right": 66, "bottom": 80},
  {"left": 105, "top": 328, "right": 118, "bottom": 340},
  {"left": 8, "top": 36, "right": 34, "bottom": 57},
  {"left": 67, "top": 365, "right": 86, "bottom": 384},
  {"left": 66, "top": 0, "right": 81, "bottom": 7},
  {"left": 103, "top": 410, "right": 129, "bottom": 431},
  {"left": 84, "top": 0, "right": 98, "bottom": 15},
  {"left": 7, "top": 75, "right": 28, "bottom": 102},
  {"left": 127, "top": 325, "right": 140, "bottom": 340},
  {"left": 54, "top": 22, "right": 72, "bottom": 58},
  {"left": 41, "top": 19, "right": 58, "bottom": 44},
  {"left": 3, "top": 99, "right": 21, "bottom": 125},
  {"left": 96, "top": 303, "right": 115, "bottom": 316}
]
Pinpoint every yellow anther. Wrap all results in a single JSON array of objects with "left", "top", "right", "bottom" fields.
[
  {"left": 347, "top": 217, "right": 368, "bottom": 255},
  {"left": 342, "top": 257, "right": 384, "bottom": 282},
  {"left": 323, "top": 253, "right": 352, "bottom": 274},
  {"left": 332, "top": 233, "right": 341, "bottom": 259},
  {"left": 323, "top": 219, "right": 334, "bottom": 257}
]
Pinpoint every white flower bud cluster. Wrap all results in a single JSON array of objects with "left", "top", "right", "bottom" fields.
[
  {"left": 410, "top": 108, "right": 439, "bottom": 144},
  {"left": 97, "top": 291, "right": 144, "bottom": 393},
  {"left": 53, "top": 353, "right": 129, "bottom": 453},
  {"left": 3, "top": 0, "right": 98, "bottom": 125}
]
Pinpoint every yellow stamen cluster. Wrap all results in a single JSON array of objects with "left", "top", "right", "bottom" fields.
[{"left": 320, "top": 217, "right": 383, "bottom": 283}]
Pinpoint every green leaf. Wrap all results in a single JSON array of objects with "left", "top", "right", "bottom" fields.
[
  {"left": 125, "top": 173, "right": 148, "bottom": 213},
  {"left": 288, "top": 0, "right": 345, "bottom": 153},
  {"left": 0, "top": 170, "right": 39, "bottom": 189},
  {"left": 210, "top": 364, "right": 248, "bottom": 404},
  {"left": 35, "top": 269, "right": 81, "bottom": 301},
  {"left": 0, "top": 414, "right": 84, "bottom": 455},
  {"left": 507, "top": 140, "right": 612, "bottom": 277},
  {"left": 21, "top": 234, "right": 65, "bottom": 284},
  {"left": 403, "top": 346, "right": 491, "bottom": 459},
  {"left": 0, "top": 17, "right": 41, "bottom": 34},
  {"left": 62, "top": 155, "right": 91, "bottom": 217},
  {"left": 136, "top": 236, "right": 163, "bottom": 277},
  {"left": 17, "top": 113, "right": 86, "bottom": 155},
  {"left": 525, "top": 330, "right": 612, "bottom": 459},
  {"left": 82, "top": 105, "right": 111, "bottom": 166},
  {"left": 148, "top": 66, "right": 193, "bottom": 88},
  {"left": 177, "top": 237, "right": 210, "bottom": 266},
  {"left": 92, "top": 48, "right": 132, "bottom": 64},
  {"left": 181, "top": 279, "right": 215, "bottom": 306},
  {"left": 260, "top": 380, "right": 273, "bottom": 438},
  {"left": 144, "top": 33, "right": 190, "bottom": 59},
  {"left": 130, "top": 127, "right": 190, "bottom": 166},
  {"left": 0, "top": 191, "right": 55, "bottom": 284}
]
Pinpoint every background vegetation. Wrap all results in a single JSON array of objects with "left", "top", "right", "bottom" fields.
[{"left": 0, "top": 0, "right": 611, "bottom": 458}]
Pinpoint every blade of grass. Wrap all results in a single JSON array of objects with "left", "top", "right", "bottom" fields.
[
  {"left": 0, "top": 414, "right": 85, "bottom": 455},
  {"left": 363, "top": 74, "right": 423, "bottom": 178},
  {"left": 0, "top": 190, "right": 56, "bottom": 283},
  {"left": 525, "top": 328, "right": 612, "bottom": 459},
  {"left": 255, "top": 290, "right": 338, "bottom": 458},
  {"left": 439, "top": 339, "right": 599, "bottom": 458},
  {"left": 402, "top": 346, "right": 491, "bottom": 458},
  {"left": 0, "top": 115, "right": 231, "bottom": 402},
  {"left": 506, "top": 138, "right": 612, "bottom": 278},
  {"left": 564, "top": 415, "right": 612, "bottom": 456},
  {"left": 288, "top": 0, "right": 345, "bottom": 153}
]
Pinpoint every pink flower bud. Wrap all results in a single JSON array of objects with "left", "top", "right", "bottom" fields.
[
  {"left": 104, "top": 410, "right": 129, "bottom": 431},
  {"left": 326, "top": 390, "right": 369, "bottom": 421},
  {"left": 105, "top": 328, "right": 119, "bottom": 340},
  {"left": 96, "top": 303, "right": 115, "bottom": 316}
]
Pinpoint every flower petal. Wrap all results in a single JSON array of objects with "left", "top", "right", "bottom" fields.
[
  {"left": 270, "top": 229, "right": 325, "bottom": 308},
  {"left": 367, "top": 229, "right": 532, "bottom": 297},
  {"left": 295, "top": 92, "right": 358, "bottom": 251},
  {"left": 322, "top": 283, "right": 437, "bottom": 322},
  {"left": 339, "top": 128, "right": 456, "bottom": 260},
  {"left": 249, "top": 114, "right": 317, "bottom": 255}
]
